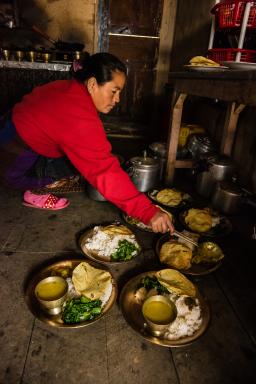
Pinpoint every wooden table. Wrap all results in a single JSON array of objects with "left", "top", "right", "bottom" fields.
[{"left": 165, "top": 69, "right": 256, "bottom": 184}]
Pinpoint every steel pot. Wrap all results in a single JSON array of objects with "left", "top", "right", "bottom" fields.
[
  {"left": 208, "top": 155, "right": 235, "bottom": 181},
  {"left": 211, "top": 181, "right": 243, "bottom": 214},
  {"left": 127, "top": 156, "right": 160, "bottom": 192}
]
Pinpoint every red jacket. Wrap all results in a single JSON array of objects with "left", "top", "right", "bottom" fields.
[{"left": 12, "top": 79, "right": 158, "bottom": 224}]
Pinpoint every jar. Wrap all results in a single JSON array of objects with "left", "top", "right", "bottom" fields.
[{"left": 127, "top": 156, "right": 160, "bottom": 192}]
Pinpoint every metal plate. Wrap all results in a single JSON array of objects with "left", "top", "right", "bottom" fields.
[
  {"left": 122, "top": 213, "right": 154, "bottom": 233},
  {"left": 221, "top": 61, "right": 256, "bottom": 70},
  {"left": 120, "top": 271, "right": 210, "bottom": 347},
  {"left": 179, "top": 209, "right": 232, "bottom": 238},
  {"left": 155, "top": 233, "right": 223, "bottom": 276},
  {"left": 148, "top": 188, "right": 193, "bottom": 210},
  {"left": 184, "top": 65, "right": 229, "bottom": 71},
  {"left": 79, "top": 226, "right": 142, "bottom": 264},
  {"left": 25, "top": 258, "right": 117, "bottom": 328}
]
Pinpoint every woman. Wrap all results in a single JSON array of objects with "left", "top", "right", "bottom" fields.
[{"left": 8, "top": 52, "right": 173, "bottom": 233}]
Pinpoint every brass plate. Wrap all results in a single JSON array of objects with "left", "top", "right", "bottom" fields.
[
  {"left": 25, "top": 258, "right": 117, "bottom": 328},
  {"left": 148, "top": 188, "right": 193, "bottom": 210},
  {"left": 122, "top": 213, "right": 154, "bottom": 233},
  {"left": 179, "top": 209, "right": 232, "bottom": 238},
  {"left": 79, "top": 227, "right": 141, "bottom": 264},
  {"left": 120, "top": 271, "right": 210, "bottom": 347},
  {"left": 156, "top": 233, "right": 223, "bottom": 276}
]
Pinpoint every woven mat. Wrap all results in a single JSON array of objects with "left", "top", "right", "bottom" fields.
[{"left": 31, "top": 179, "right": 86, "bottom": 195}]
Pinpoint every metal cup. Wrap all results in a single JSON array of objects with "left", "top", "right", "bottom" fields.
[
  {"left": 2, "top": 49, "right": 11, "bottom": 60},
  {"left": 35, "top": 276, "right": 68, "bottom": 315},
  {"left": 142, "top": 295, "right": 177, "bottom": 337},
  {"left": 27, "top": 51, "right": 37, "bottom": 62}
]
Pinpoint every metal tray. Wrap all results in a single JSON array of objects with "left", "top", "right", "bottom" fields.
[
  {"left": 119, "top": 271, "right": 210, "bottom": 347},
  {"left": 25, "top": 258, "right": 117, "bottom": 328},
  {"left": 179, "top": 208, "right": 232, "bottom": 238},
  {"left": 155, "top": 233, "right": 223, "bottom": 276},
  {"left": 79, "top": 225, "right": 142, "bottom": 264}
]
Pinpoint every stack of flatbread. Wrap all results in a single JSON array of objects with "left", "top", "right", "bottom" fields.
[
  {"left": 189, "top": 56, "right": 220, "bottom": 67},
  {"left": 156, "top": 188, "right": 183, "bottom": 207},
  {"left": 185, "top": 208, "right": 212, "bottom": 233}
]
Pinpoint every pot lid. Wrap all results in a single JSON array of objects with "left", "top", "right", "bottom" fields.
[
  {"left": 209, "top": 155, "right": 234, "bottom": 167},
  {"left": 130, "top": 156, "right": 160, "bottom": 168},
  {"left": 219, "top": 181, "right": 243, "bottom": 195}
]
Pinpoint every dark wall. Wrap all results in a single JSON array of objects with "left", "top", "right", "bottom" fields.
[{"left": 170, "top": 0, "right": 215, "bottom": 71}]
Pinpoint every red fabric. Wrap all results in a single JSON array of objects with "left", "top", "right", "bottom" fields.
[{"left": 12, "top": 79, "right": 159, "bottom": 224}]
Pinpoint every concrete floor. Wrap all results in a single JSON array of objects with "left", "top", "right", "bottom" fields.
[{"left": 0, "top": 182, "right": 256, "bottom": 384}]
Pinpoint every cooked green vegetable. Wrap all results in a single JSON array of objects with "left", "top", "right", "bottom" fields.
[
  {"left": 140, "top": 276, "right": 168, "bottom": 294},
  {"left": 62, "top": 296, "right": 102, "bottom": 324},
  {"left": 111, "top": 239, "right": 139, "bottom": 261}
]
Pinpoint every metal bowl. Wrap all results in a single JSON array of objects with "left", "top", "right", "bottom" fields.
[{"left": 34, "top": 276, "right": 68, "bottom": 315}]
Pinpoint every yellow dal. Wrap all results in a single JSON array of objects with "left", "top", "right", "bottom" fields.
[
  {"left": 36, "top": 280, "right": 66, "bottom": 301},
  {"left": 143, "top": 301, "right": 174, "bottom": 324}
]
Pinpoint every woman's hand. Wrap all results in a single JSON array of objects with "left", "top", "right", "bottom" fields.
[{"left": 149, "top": 211, "right": 174, "bottom": 233}]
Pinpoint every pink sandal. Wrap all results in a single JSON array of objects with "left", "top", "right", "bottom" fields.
[{"left": 23, "top": 190, "right": 69, "bottom": 210}]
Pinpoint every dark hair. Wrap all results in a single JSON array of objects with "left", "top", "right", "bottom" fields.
[{"left": 71, "top": 52, "right": 127, "bottom": 84}]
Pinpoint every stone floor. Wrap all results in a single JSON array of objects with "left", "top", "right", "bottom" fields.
[{"left": 0, "top": 182, "right": 256, "bottom": 384}]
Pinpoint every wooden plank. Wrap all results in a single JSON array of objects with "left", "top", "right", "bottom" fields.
[
  {"left": 169, "top": 77, "right": 256, "bottom": 105},
  {"left": 165, "top": 93, "right": 187, "bottom": 184},
  {"left": 175, "top": 159, "right": 194, "bottom": 168},
  {"left": 221, "top": 102, "right": 245, "bottom": 155}
]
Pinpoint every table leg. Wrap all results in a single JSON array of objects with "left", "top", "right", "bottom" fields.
[
  {"left": 221, "top": 102, "right": 245, "bottom": 155},
  {"left": 165, "top": 92, "right": 187, "bottom": 184}
]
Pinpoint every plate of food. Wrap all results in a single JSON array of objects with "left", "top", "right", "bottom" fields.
[
  {"left": 120, "top": 269, "right": 210, "bottom": 347},
  {"left": 148, "top": 188, "right": 193, "bottom": 209},
  {"left": 25, "top": 259, "right": 117, "bottom": 328},
  {"left": 156, "top": 232, "right": 224, "bottom": 275},
  {"left": 79, "top": 223, "right": 141, "bottom": 263},
  {"left": 122, "top": 213, "right": 154, "bottom": 232},
  {"left": 179, "top": 207, "right": 232, "bottom": 237},
  {"left": 184, "top": 56, "right": 228, "bottom": 72}
]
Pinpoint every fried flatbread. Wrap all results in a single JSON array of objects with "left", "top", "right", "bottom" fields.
[
  {"left": 185, "top": 208, "right": 212, "bottom": 233},
  {"left": 72, "top": 262, "right": 112, "bottom": 300},
  {"left": 159, "top": 241, "right": 192, "bottom": 270},
  {"left": 102, "top": 224, "right": 133, "bottom": 236},
  {"left": 156, "top": 269, "right": 196, "bottom": 297},
  {"left": 156, "top": 188, "right": 183, "bottom": 206},
  {"left": 189, "top": 56, "right": 220, "bottom": 67}
]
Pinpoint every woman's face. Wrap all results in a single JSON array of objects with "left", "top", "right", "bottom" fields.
[{"left": 87, "top": 70, "right": 126, "bottom": 114}]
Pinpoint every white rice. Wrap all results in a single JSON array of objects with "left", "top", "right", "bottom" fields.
[
  {"left": 84, "top": 226, "right": 138, "bottom": 260},
  {"left": 164, "top": 294, "right": 202, "bottom": 340}
]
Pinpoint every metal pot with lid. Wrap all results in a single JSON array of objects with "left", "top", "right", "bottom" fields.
[
  {"left": 127, "top": 152, "right": 160, "bottom": 192},
  {"left": 208, "top": 155, "right": 235, "bottom": 181},
  {"left": 211, "top": 181, "right": 243, "bottom": 214},
  {"left": 196, "top": 155, "right": 236, "bottom": 198}
]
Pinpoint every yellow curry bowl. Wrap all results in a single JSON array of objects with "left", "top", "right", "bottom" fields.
[
  {"left": 142, "top": 295, "right": 177, "bottom": 337},
  {"left": 34, "top": 276, "right": 68, "bottom": 315}
]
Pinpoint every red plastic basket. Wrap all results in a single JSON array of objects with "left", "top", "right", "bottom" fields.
[
  {"left": 208, "top": 48, "right": 256, "bottom": 62},
  {"left": 211, "top": 1, "right": 256, "bottom": 28}
]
